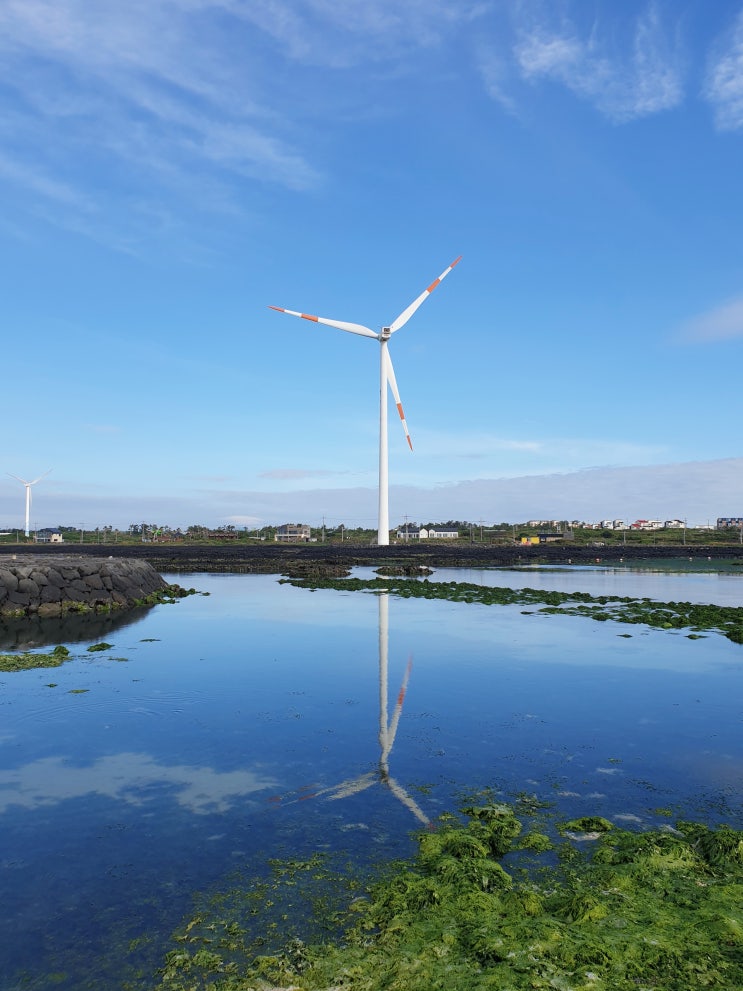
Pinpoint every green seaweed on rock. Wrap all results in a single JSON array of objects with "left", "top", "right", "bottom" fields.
[
  {"left": 280, "top": 575, "right": 743, "bottom": 644},
  {"left": 0, "top": 644, "right": 70, "bottom": 672},
  {"left": 152, "top": 804, "right": 743, "bottom": 991}
]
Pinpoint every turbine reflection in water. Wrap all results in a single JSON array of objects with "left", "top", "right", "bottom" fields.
[{"left": 281, "top": 592, "right": 431, "bottom": 828}]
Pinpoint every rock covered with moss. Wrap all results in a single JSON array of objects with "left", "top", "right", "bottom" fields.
[{"left": 0, "top": 554, "right": 192, "bottom": 618}]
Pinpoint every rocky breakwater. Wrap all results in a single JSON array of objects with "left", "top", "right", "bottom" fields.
[{"left": 0, "top": 555, "right": 186, "bottom": 618}]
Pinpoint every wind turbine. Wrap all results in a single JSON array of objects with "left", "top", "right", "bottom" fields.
[
  {"left": 272, "top": 592, "right": 431, "bottom": 828},
  {"left": 269, "top": 257, "right": 461, "bottom": 545},
  {"left": 8, "top": 469, "right": 52, "bottom": 537}
]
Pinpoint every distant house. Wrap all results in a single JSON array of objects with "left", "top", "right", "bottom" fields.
[
  {"left": 717, "top": 517, "right": 743, "bottom": 529},
  {"left": 396, "top": 525, "right": 459, "bottom": 540},
  {"left": 396, "top": 524, "right": 421, "bottom": 540},
  {"left": 426, "top": 526, "right": 459, "bottom": 539},
  {"left": 275, "top": 523, "right": 311, "bottom": 542},
  {"left": 35, "top": 528, "right": 63, "bottom": 543},
  {"left": 520, "top": 532, "right": 565, "bottom": 545}
]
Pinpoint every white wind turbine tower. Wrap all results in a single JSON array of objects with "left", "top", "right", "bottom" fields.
[
  {"left": 269, "top": 257, "right": 461, "bottom": 545},
  {"left": 8, "top": 469, "right": 52, "bottom": 537}
]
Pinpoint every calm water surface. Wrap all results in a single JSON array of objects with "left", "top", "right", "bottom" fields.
[{"left": 1, "top": 567, "right": 741, "bottom": 989}]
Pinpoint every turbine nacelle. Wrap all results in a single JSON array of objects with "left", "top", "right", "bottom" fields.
[{"left": 380, "top": 326, "right": 392, "bottom": 340}]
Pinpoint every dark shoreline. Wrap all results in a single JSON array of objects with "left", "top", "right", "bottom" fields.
[{"left": 4, "top": 541, "right": 743, "bottom": 574}]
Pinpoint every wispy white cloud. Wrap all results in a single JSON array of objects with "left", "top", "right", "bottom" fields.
[
  {"left": 0, "top": 149, "right": 93, "bottom": 210},
  {"left": 0, "top": 0, "right": 256, "bottom": 112},
  {"left": 225, "top": 514, "right": 264, "bottom": 527},
  {"left": 476, "top": 46, "right": 519, "bottom": 113},
  {"left": 511, "top": 2, "right": 685, "bottom": 123},
  {"left": 704, "top": 9, "right": 743, "bottom": 131},
  {"left": 0, "top": 0, "right": 321, "bottom": 243},
  {"left": 0, "top": 0, "right": 490, "bottom": 247},
  {"left": 228, "top": 0, "right": 486, "bottom": 67},
  {"left": 409, "top": 430, "right": 666, "bottom": 470},
  {"left": 679, "top": 296, "right": 743, "bottom": 342},
  {"left": 2, "top": 457, "right": 741, "bottom": 528},
  {"left": 259, "top": 468, "right": 353, "bottom": 480},
  {"left": 84, "top": 424, "right": 121, "bottom": 435},
  {"left": 188, "top": 475, "right": 235, "bottom": 484}
]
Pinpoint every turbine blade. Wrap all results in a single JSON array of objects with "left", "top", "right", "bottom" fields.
[
  {"left": 384, "top": 350, "right": 413, "bottom": 451},
  {"left": 7, "top": 473, "right": 27, "bottom": 484},
  {"left": 382, "top": 657, "right": 413, "bottom": 760},
  {"left": 385, "top": 774, "right": 431, "bottom": 827},
  {"left": 270, "top": 771, "right": 377, "bottom": 806},
  {"left": 323, "top": 772, "right": 377, "bottom": 800},
  {"left": 29, "top": 469, "right": 52, "bottom": 485},
  {"left": 388, "top": 256, "right": 461, "bottom": 334},
  {"left": 268, "top": 305, "right": 378, "bottom": 340}
]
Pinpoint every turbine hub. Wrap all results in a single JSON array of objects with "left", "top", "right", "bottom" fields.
[{"left": 380, "top": 326, "right": 392, "bottom": 340}]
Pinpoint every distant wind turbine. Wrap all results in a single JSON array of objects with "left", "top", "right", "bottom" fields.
[
  {"left": 8, "top": 470, "right": 51, "bottom": 537},
  {"left": 269, "top": 257, "right": 461, "bottom": 545}
]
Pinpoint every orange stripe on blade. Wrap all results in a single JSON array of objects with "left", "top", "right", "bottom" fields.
[
  {"left": 396, "top": 403, "right": 405, "bottom": 419},
  {"left": 301, "top": 313, "right": 319, "bottom": 322},
  {"left": 268, "top": 305, "right": 284, "bottom": 312},
  {"left": 426, "top": 277, "right": 441, "bottom": 293}
]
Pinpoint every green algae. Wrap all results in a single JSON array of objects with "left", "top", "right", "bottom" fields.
[
  {"left": 559, "top": 816, "right": 614, "bottom": 834},
  {"left": 280, "top": 575, "right": 743, "bottom": 644},
  {"left": 132, "top": 585, "right": 199, "bottom": 608},
  {"left": 152, "top": 804, "right": 743, "bottom": 991},
  {"left": 87, "top": 641, "right": 114, "bottom": 652},
  {"left": 0, "top": 644, "right": 70, "bottom": 672}
]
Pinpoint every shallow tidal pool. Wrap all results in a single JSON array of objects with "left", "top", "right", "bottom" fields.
[{"left": 0, "top": 567, "right": 741, "bottom": 989}]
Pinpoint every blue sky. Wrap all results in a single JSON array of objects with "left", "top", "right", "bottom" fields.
[{"left": 1, "top": 0, "right": 743, "bottom": 531}]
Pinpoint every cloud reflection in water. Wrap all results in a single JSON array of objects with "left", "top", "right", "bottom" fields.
[{"left": 0, "top": 752, "right": 278, "bottom": 815}]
